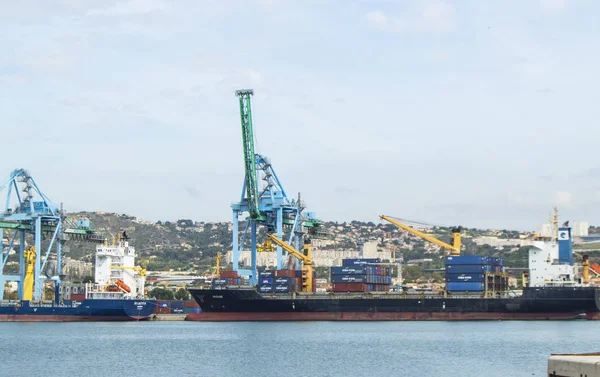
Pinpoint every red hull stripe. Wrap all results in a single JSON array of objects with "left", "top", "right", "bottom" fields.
[
  {"left": 186, "top": 311, "right": 600, "bottom": 321},
  {"left": 0, "top": 315, "right": 149, "bottom": 322}
]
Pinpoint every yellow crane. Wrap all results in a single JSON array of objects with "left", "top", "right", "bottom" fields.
[
  {"left": 23, "top": 247, "right": 36, "bottom": 301},
  {"left": 380, "top": 215, "right": 462, "bottom": 256},
  {"left": 110, "top": 265, "right": 147, "bottom": 276},
  {"left": 257, "top": 240, "right": 275, "bottom": 252},
  {"left": 213, "top": 252, "right": 221, "bottom": 278},
  {"left": 266, "top": 234, "right": 314, "bottom": 293}
]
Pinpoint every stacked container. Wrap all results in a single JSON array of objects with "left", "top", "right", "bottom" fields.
[
  {"left": 183, "top": 300, "right": 201, "bottom": 314},
  {"left": 212, "top": 270, "right": 244, "bottom": 289},
  {"left": 171, "top": 300, "right": 184, "bottom": 314},
  {"left": 331, "top": 258, "right": 391, "bottom": 292},
  {"left": 257, "top": 270, "right": 299, "bottom": 293},
  {"left": 444, "top": 256, "right": 505, "bottom": 292}
]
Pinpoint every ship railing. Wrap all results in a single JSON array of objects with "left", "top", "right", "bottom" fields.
[{"left": 256, "top": 291, "right": 517, "bottom": 300}]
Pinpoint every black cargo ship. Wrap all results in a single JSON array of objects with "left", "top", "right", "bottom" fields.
[{"left": 186, "top": 286, "right": 600, "bottom": 321}]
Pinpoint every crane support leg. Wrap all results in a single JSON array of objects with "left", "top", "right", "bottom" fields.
[
  {"left": 34, "top": 216, "right": 42, "bottom": 300},
  {"left": 276, "top": 208, "right": 283, "bottom": 269},
  {"left": 250, "top": 221, "right": 257, "bottom": 285},
  {"left": 18, "top": 232, "right": 25, "bottom": 299},
  {"left": 232, "top": 210, "right": 239, "bottom": 272}
]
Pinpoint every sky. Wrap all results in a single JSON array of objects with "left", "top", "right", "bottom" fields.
[{"left": 1, "top": 0, "right": 599, "bottom": 231}]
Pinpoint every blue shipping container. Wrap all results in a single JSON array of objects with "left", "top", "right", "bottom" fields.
[
  {"left": 342, "top": 258, "right": 381, "bottom": 266},
  {"left": 445, "top": 273, "right": 486, "bottom": 282},
  {"left": 171, "top": 301, "right": 185, "bottom": 309},
  {"left": 445, "top": 265, "right": 490, "bottom": 273},
  {"left": 258, "top": 271, "right": 274, "bottom": 278},
  {"left": 445, "top": 282, "right": 485, "bottom": 291},
  {"left": 445, "top": 256, "right": 489, "bottom": 265},
  {"left": 258, "top": 278, "right": 273, "bottom": 286},
  {"left": 274, "top": 285, "right": 291, "bottom": 292},
  {"left": 331, "top": 275, "right": 366, "bottom": 283},
  {"left": 331, "top": 266, "right": 365, "bottom": 275},
  {"left": 258, "top": 286, "right": 274, "bottom": 293},
  {"left": 274, "top": 277, "right": 292, "bottom": 285},
  {"left": 213, "top": 278, "right": 228, "bottom": 285}
]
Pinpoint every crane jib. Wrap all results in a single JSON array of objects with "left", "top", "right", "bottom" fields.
[{"left": 236, "top": 90, "right": 260, "bottom": 219}]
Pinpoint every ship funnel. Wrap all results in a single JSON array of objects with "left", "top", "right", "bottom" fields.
[{"left": 557, "top": 227, "right": 573, "bottom": 265}]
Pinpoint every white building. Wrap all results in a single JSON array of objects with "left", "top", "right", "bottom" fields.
[
  {"left": 473, "top": 236, "right": 525, "bottom": 248},
  {"left": 226, "top": 244, "right": 393, "bottom": 268},
  {"left": 572, "top": 221, "right": 589, "bottom": 237}
]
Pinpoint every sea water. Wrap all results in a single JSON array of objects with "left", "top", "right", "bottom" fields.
[{"left": 2, "top": 321, "right": 595, "bottom": 376}]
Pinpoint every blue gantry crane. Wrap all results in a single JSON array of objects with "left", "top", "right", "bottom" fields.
[
  {"left": 231, "top": 89, "right": 326, "bottom": 285},
  {"left": 0, "top": 169, "right": 106, "bottom": 300}
]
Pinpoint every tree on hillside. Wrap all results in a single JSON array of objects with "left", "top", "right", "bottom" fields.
[
  {"left": 148, "top": 287, "right": 174, "bottom": 300},
  {"left": 175, "top": 288, "right": 189, "bottom": 300},
  {"left": 403, "top": 265, "right": 423, "bottom": 282}
]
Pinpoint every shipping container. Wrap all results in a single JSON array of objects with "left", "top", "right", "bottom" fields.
[
  {"left": 258, "top": 270, "right": 274, "bottom": 278},
  {"left": 212, "top": 278, "right": 229, "bottom": 285},
  {"left": 274, "top": 285, "right": 291, "bottom": 292},
  {"left": 445, "top": 256, "right": 489, "bottom": 265},
  {"left": 219, "top": 270, "right": 240, "bottom": 278},
  {"left": 445, "top": 264, "right": 490, "bottom": 273},
  {"left": 157, "top": 301, "right": 171, "bottom": 308},
  {"left": 332, "top": 283, "right": 366, "bottom": 292},
  {"left": 331, "top": 266, "right": 365, "bottom": 275},
  {"left": 183, "top": 307, "right": 201, "bottom": 314},
  {"left": 342, "top": 258, "right": 381, "bottom": 266},
  {"left": 70, "top": 294, "right": 86, "bottom": 300},
  {"left": 258, "top": 278, "right": 273, "bottom": 286},
  {"left": 331, "top": 275, "right": 366, "bottom": 283},
  {"left": 172, "top": 308, "right": 184, "bottom": 314},
  {"left": 258, "top": 286, "right": 274, "bottom": 293},
  {"left": 445, "top": 282, "right": 485, "bottom": 291},
  {"left": 365, "top": 265, "right": 392, "bottom": 276},
  {"left": 274, "top": 277, "right": 292, "bottom": 285},
  {"left": 445, "top": 273, "right": 486, "bottom": 282},
  {"left": 171, "top": 301, "right": 185, "bottom": 309},
  {"left": 274, "top": 269, "right": 296, "bottom": 278}
]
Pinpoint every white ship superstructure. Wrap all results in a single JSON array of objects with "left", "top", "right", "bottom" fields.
[
  {"left": 526, "top": 208, "right": 586, "bottom": 288},
  {"left": 86, "top": 231, "right": 147, "bottom": 299}
]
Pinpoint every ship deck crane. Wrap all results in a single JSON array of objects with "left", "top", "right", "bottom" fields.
[
  {"left": 266, "top": 233, "right": 314, "bottom": 293},
  {"left": 0, "top": 169, "right": 107, "bottom": 301},
  {"left": 380, "top": 215, "right": 462, "bottom": 256},
  {"left": 213, "top": 252, "right": 221, "bottom": 278}
]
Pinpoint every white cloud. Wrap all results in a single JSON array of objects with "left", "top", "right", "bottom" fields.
[
  {"left": 88, "top": 0, "right": 170, "bottom": 16},
  {"left": 553, "top": 191, "right": 573, "bottom": 206},
  {"left": 254, "top": 0, "right": 279, "bottom": 8},
  {"left": 366, "top": 10, "right": 388, "bottom": 28},
  {"left": 366, "top": 0, "right": 456, "bottom": 33},
  {"left": 420, "top": 0, "right": 455, "bottom": 32},
  {"left": 26, "top": 54, "right": 74, "bottom": 71},
  {"left": 540, "top": 0, "right": 568, "bottom": 11}
]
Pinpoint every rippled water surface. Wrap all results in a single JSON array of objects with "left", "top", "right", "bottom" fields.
[{"left": 2, "top": 321, "right": 596, "bottom": 377}]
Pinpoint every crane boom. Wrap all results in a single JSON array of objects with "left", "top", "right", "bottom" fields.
[
  {"left": 236, "top": 89, "right": 260, "bottom": 220},
  {"left": 380, "top": 215, "right": 461, "bottom": 256},
  {"left": 267, "top": 234, "right": 310, "bottom": 263},
  {"left": 266, "top": 234, "right": 314, "bottom": 292}
]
